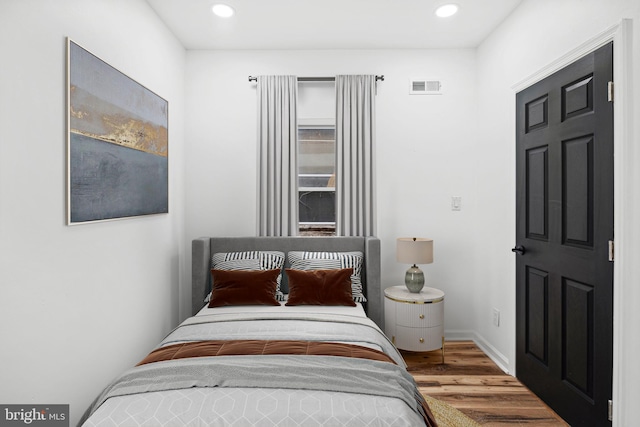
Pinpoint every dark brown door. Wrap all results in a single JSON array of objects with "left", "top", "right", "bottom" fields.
[{"left": 515, "top": 42, "right": 613, "bottom": 427}]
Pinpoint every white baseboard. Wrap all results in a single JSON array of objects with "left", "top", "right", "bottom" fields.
[
  {"left": 445, "top": 329, "right": 510, "bottom": 374},
  {"left": 443, "top": 329, "right": 475, "bottom": 341}
]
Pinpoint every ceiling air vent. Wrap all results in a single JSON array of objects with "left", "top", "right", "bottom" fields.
[{"left": 409, "top": 78, "right": 443, "bottom": 95}]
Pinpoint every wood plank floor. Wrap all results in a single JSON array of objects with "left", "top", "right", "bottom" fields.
[{"left": 402, "top": 341, "right": 569, "bottom": 426}]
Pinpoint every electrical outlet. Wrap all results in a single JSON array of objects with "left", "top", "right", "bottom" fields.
[{"left": 493, "top": 308, "right": 500, "bottom": 327}]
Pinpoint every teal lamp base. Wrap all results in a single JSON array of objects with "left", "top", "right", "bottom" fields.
[{"left": 404, "top": 265, "right": 425, "bottom": 293}]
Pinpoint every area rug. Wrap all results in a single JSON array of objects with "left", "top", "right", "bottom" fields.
[{"left": 425, "top": 395, "right": 481, "bottom": 427}]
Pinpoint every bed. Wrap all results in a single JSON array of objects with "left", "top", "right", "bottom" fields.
[{"left": 80, "top": 236, "right": 436, "bottom": 427}]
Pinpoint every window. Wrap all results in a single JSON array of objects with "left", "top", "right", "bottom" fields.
[
  {"left": 257, "top": 76, "right": 375, "bottom": 237},
  {"left": 298, "top": 122, "right": 335, "bottom": 236},
  {"left": 297, "top": 80, "right": 336, "bottom": 236}
]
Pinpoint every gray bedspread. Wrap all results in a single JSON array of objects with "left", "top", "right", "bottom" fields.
[
  {"left": 83, "top": 354, "right": 425, "bottom": 421},
  {"left": 80, "top": 311, "right": 430, "bottom": 427}
]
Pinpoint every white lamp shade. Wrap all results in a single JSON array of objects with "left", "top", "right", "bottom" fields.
[{"left": 396, "top": 238, "right": 434, "bottom": 265}]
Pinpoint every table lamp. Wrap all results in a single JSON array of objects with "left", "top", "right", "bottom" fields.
[{"left": 396, "top": 237, "right": 434, "bottom": 293}]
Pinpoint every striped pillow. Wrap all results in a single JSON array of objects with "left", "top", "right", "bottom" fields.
[
  {"left": 209, "top": 251, "right": 286, "bottom": 301},
  {"left": 287, "top": 251, "right": 366, "bottom": 302}
]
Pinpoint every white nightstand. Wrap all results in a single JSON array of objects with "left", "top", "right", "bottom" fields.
[{"left": 384, "top": 285, "right": 445, "bottom": 361}]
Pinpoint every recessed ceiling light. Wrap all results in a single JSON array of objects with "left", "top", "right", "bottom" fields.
[
  {"left": 435, "top": 4, "right": 459, "bottom": 18},
  {"left": 212, "top": 4, "right": 234, "bottom": 18}
]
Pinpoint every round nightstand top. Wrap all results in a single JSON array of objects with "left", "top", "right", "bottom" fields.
[{"left": 384, "top": 285, "right": 445, "bottom": 303}]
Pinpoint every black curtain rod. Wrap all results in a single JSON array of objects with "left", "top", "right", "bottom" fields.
[{"left": 248, "top": 75, "right": 384, "bottom": 82}]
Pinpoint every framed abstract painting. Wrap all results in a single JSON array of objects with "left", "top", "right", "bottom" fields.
[{"left": 66, "top": 38, "right": 168, "bottom": 224}]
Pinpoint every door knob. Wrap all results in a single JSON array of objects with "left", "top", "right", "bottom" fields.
[{"left": 511, "top": 245, "right": 526, "bottom": 255}]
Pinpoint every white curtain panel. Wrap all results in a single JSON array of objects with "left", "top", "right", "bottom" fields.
[
  {"left": 256, "top": 75, "right": 299, "bottom": 236},
  {"left": 335, "top": 75, "right": 377, "bottom": 237}
]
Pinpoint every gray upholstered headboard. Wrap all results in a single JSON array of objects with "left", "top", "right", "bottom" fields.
[{"left": 192, "top": 236, "right": 382, "bottom": 328}]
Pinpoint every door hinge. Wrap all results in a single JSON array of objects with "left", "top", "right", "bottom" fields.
[
  {"left": 608, "top": 81, "right": 614, "bottom": 102},
  {"left": 608, "top": 240, "right": 615, "bottom": 262},
  {"left": 608, "top": 399, "right": 613, "bottom": 421}
]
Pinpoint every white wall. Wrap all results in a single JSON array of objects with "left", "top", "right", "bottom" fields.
[
  {"left": 0, "top": 1, "right": 185, "bottom": 425},
  {"left": 476, "top": 0, "right": 640, "bottom": 424},
  {"left": 184, "top": 49, "right": 481, "bottom": 334},
  {"left": 2, "top": 0, "right": 637, "bottom": 425}
]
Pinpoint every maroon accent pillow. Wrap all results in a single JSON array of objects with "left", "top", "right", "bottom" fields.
[
  {"left": 208, "top": 269, "right": 281, "bottom": 308},
  {"left": 285, "top": 268, "right": 356, "bottom": 306}
]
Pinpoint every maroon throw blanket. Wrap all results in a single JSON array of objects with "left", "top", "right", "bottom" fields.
[{"left": 138, "top": 339, "right": 396, "bottom": 366}]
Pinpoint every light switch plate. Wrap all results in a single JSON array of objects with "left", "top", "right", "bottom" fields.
[{"left": 451, "top": 196, "right": 462, "bottom": 211}]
